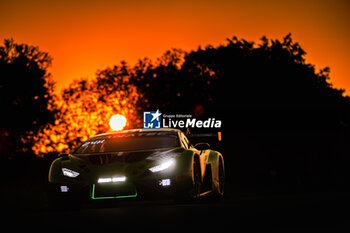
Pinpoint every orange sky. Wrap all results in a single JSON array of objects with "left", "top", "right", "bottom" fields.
[{"left": 1, "top": 0, "right": 349, "bottom": 95}]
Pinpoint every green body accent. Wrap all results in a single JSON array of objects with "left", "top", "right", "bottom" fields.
[{"left": 91, "top": 184, "right": 138, "bottom": 200}]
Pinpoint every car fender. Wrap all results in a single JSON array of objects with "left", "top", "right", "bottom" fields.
[
  {"left": 175, "top": 149, "right": 195, "bottom": 174},
  {"left": 207, "top": 150, "right": 224, "bottom": 193},
  {"left": 49, "top": 155, "right": 83, "bottom": 184},
  {"left": 48, "top": 157, "right": 63, "bottom": 183},
  {"left": 209, "top": 151, "right": 225, "bottom": 194}
]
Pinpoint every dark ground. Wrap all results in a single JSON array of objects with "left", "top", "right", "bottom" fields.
[
  {"left": 2, "top": 130, "right": 350, "bottom": 231},
  {"left": 2, "top": 181, "right": 350, "bottom": 232}
]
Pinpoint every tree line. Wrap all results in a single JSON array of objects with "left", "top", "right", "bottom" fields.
[{"left": 0, "top": 34, "right": 348, "bottom": 159}]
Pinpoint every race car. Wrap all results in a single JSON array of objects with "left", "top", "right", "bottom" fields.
[{"left": 47, "top": 128, "right": 225, "bottom": 205}]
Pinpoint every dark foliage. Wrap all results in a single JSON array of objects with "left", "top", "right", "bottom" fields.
[
  {"left": 3, "top": 34, "right": 350, "bottom": 193},
  {"left": 126, "top": 34, "right": 350, "bottom": 192},
  {"left": 131, "top": 34, "right": 349, "bottom": 130},
  {"left": 0, "top": 39, "right": 57, "bottom": 159}
]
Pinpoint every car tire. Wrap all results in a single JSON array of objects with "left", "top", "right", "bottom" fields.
[
  {"left": 192, "top": 157, "right": 201, "bottom": 199},
  {"left": 174, "top": 157, "right": 201, "bottom": 204},
  {"left": 212, "top": 157, "right": 225, "bottom": 201}
]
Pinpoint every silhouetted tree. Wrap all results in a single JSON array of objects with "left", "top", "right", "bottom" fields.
[
  {"left": 0, "top": 39, "right": 57, "bottom": 159},
  {"left": 33, "top": 62, "right": 140, "bottom": 156},
  {"left": 131, "top": 34, "right": 349, "bottom": 130},
  {"left": 130, "top": 48, "right": 186, "bottom": 113},
  {"left": 25, "top": 34, "right": 350, "bottom": 191}
]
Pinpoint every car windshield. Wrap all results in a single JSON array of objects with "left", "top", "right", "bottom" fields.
[{"left": 74, "top": 131, "right": 180, "bottom": 154}]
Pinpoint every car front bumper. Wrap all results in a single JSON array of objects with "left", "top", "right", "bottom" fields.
[{"left": 47, "top": 174, "right": 193, "bottom": 202}]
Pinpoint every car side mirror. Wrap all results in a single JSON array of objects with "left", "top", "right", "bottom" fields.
[{"left": 195, "top": 143, "right": 210, "bottom": 151}]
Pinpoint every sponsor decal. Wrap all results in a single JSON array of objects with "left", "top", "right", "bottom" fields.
[{"left": 143, "top": 110, "right": 222, "bottom": 129}]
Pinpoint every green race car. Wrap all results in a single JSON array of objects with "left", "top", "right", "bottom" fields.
[{"left": 48, "top": 128, "right": 225, "bottom": 205}]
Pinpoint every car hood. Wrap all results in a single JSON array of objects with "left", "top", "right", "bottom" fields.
[{"left": 72, "top": 147, "right": 184, "bottom": 165}]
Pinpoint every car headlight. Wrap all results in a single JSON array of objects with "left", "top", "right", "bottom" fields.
[
  {"left": 62, "top": 168, "right": 80, "bottom": 178},
  {"left": 149, "top": 159, "right": 175, "bottom": 173}
]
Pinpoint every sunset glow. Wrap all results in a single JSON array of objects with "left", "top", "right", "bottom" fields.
[
  {"left": 0, "top": 0, "right": 349, "bottom": 94},
  {"left": 31, "top": 78, "right": 140, "bottom": 156},
  {"left": 2, "top": 0, "right": 350, "bottom": 157},
  {"left": 109, "top": 114, "right": 127, "bottom": 131}
]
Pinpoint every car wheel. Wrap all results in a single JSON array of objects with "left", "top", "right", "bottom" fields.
[
  {"left": 174, "top": 156, "right": 201, "bottom": 204},
  {"left": 218, "top": 158, "right": 225, "bottom": 196},
  {"left": 212, "top": 157, "right": 224, "bottom": 200},
  {"left": 192, "top": 158, "right": 201, "bottom": 199}
]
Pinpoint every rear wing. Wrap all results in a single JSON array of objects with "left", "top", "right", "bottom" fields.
[
  {"left": 187, "top": 131, "right": 222, "bottom": 142},
  {"left": 186, "top": 130, "right": 223, "bottom": 151},
  {"left": 185, "top": 128, "right": 222, "bottom": 142}
]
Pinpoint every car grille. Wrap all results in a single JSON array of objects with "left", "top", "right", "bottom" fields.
[{"left": 91, "top": 183, "right": 137, "bottom": 199}]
